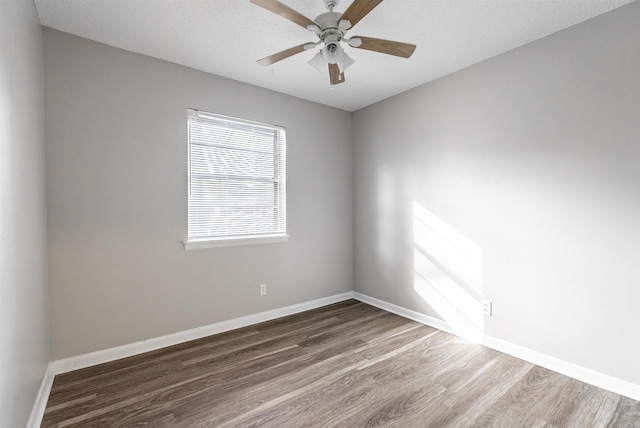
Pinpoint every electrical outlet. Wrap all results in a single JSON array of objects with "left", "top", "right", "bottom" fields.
[
  {"left": 260, "top": 283, "right": 267, "bottom": 296},
  {"left": 481, "top": 300, "right": 492, "bottom": 317}
]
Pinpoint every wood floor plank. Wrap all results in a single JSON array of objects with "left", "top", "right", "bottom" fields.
[
  {"left": 441, "top": 353, "right": 533, "bottom": 426},
  {"left": 41, "top": 300, "right": 640, "bottom": 427},
  {"left": 608, "top": 396, "right": 640, "bottom": 427},
  {"left": 214, "top": 329, "right": 445, "bottom": 427}
]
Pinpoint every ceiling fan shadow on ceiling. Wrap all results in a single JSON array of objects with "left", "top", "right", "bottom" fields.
[{"left": 251, "top": 0, "right": 416, "bottom": 86}]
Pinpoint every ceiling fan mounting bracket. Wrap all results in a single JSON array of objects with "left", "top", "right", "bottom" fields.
[{"left": 323, "top": 0, "right": 339, "bottom": 11}]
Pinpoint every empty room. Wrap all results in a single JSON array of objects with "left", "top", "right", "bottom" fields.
[{"left": 2, "top": 0, "right": 640, "bottom": 426}]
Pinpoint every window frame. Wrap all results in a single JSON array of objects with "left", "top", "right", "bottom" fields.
[{"left": 183, "top": 109, "right": 288, "bottom": 250}]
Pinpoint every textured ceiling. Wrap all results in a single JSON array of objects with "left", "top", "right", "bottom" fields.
[{"left": 34, "top": 0, "right": 637, "bottom": 111}]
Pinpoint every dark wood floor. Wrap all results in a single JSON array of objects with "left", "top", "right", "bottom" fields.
[{"left": 42, "top": 300, "right": 640, "bottom": 427}]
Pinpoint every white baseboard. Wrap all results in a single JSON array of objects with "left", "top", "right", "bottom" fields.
[
  {"left": 27, "top": 364, "right": 54, "bottom": 428},
  {"left": 51, "top": 291, "right": 354, "bottom": 375},
  {"left": 354, "top": 292, "right": 452, "bottom": 333},
  {"left": 353, "top": 292, "right": 640, "bottom": 402}
]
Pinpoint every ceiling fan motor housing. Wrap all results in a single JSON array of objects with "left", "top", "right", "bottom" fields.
[{"left": 315, "top": 12, "right": 342, "bottom": 32}]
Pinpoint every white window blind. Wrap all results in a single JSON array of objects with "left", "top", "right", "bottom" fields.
[{"left": 186, "top": 109, "right": 286, "bottom": 246}]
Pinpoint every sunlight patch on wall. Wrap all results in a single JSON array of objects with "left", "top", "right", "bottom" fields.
[
  {"left": 413, "top": 201, "right": 483, "bottom": 294},
  {"left": 413, "top": 201, "right": 486, "bottom": 341}
]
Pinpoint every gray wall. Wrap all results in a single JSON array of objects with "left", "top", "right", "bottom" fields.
[
  {"left": 0, "top": 0, "right": 49, "bottom": 425},
  {"left": 353, "top": 1, "right": 640, "bottom": 385},
  {"left": 44, "top": 29, "right": 353, "bottom": 360}
]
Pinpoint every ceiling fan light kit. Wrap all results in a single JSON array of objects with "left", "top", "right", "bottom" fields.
[{"left": 251, "top": 0, "right": 416, "bottom": 86}]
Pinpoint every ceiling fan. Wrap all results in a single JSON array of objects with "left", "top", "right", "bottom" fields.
[{"left": 251, "top": 0, "right": 416, "bottom": 85}]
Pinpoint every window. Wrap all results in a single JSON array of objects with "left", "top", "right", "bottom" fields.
[{"left": 185, "top": 109, "right": 287, "bottom": 249}]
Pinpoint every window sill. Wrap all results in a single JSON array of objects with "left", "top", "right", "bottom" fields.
[{"left": 183, "top": 235, "right": 289, "bottom": 250}]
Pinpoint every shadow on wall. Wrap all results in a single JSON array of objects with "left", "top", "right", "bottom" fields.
[{"left": 412, "top": 201, "right": 486, "bottom": 342}]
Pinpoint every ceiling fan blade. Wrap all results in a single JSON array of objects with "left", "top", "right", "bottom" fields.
[
  {"left": 339, "top": 0, "right": 384, "bottom": 28},
  {"left": 250, "top": 0, "right": 316, "bottom": 29},
  {"left": 328, "top": 63, "right": 345, "bottom": 85},
  {"left": 257, "top": 43, "right": 307, "bottom": 66},
  {"left": 352, "top": 36, "right": 416, "bottom": 58}
]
